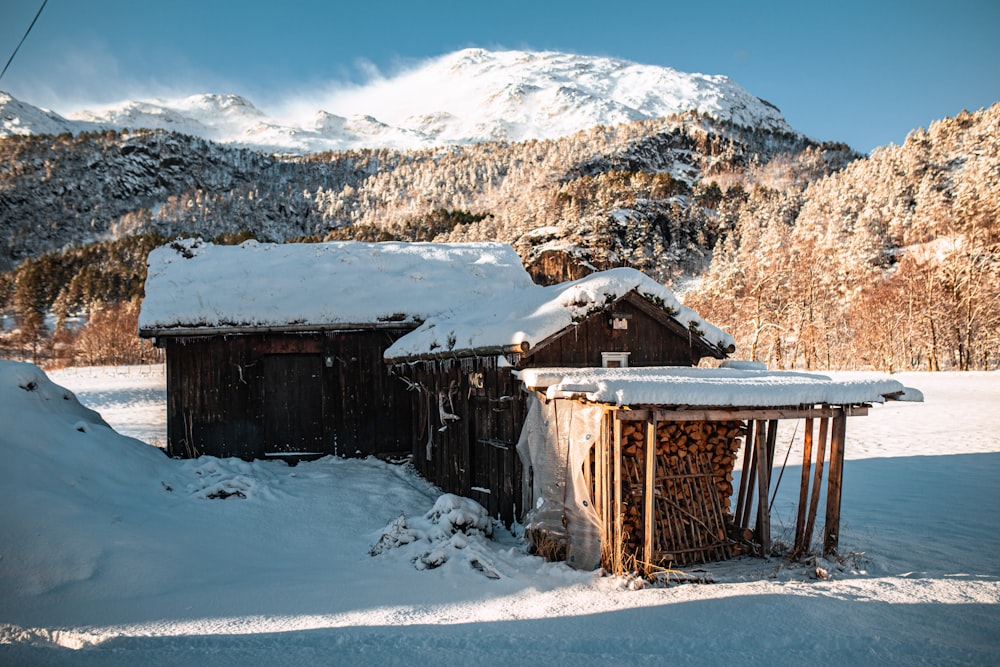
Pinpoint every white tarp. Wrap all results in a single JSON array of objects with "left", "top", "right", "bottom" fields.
[{"left": 516, "top": 393, "right": 604, "bottom": 570}]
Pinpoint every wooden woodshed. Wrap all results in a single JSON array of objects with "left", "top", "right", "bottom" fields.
[
  {"left": 515, "top": 365, "right": 912, "bottom": 573},
  {"left": 138, "top": 238, "right": 536, "bottom": 461}
]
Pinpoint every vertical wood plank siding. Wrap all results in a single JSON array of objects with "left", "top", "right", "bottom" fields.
[
  {"left": 164, "top": 330, "right": 413, "bottom": 461},
  {"left": 159, "top": 290, "right": 717, "bottom": 531},
  {"left": 524, "top": 295, "right": 706, "bottom": 367},
  {"left": 398, "top": 357, "right": 525, "bottom": 525}
]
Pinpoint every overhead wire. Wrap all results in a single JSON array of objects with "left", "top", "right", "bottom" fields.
[{"left": 0, "top": 0, "right": 48, "bottom": 83}]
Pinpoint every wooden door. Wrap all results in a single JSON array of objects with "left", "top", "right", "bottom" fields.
[
  {"left": 262, "top": 354, "right": 325, "bottom": 455},
  {"left": 469, "top": 372, "right": 523, "bottom": 524}
]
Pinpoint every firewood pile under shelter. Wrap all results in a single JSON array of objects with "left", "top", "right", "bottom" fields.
[{"left": 516, "top": 365, "right": 916, "bottom": 575}]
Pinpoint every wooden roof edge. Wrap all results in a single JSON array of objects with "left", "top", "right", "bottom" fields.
[
  {"left": 620, "top": 291, "right": 733, "bottom": 358},
  {"left": 384, "top": 343, "right": 528, "bottom": 365},
  {"left": 612, "top": 404, "right": 871, "bottom": 421},
  {"left": 139, "top": 321, "right": 419, "bottom": 338},
  {"left": 521, "top": 290, "right": 733, "bottom": 362}
]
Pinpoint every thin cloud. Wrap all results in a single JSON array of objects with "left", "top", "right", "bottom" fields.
[{"left": 6, "top": 35, "right": 251, "bottom": 115}]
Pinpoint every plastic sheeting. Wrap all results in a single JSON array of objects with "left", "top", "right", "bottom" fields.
[{"left": 516, "top": 393, "right": 604, "bottom": 570}]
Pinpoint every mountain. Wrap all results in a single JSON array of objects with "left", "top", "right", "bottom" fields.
[
  {"left": 0, "top": 112, "right": 836, "bottom": 275},
  {"left": 3, "top": 47, "right": 995, "bottom": 371},
  {"left": 0, "top": 92, "right": 97, "bottom": 137},
  {"left": 0, "top": 48, "right": 796, "bottom": 153},
  {"left": 685, "top": 103, "right": 1000, "bottom": 372}
]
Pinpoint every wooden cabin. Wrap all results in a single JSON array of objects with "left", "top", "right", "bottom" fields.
[
  {"left": 137, "top": 238, "right": 535, "bottom": 461},
  {"left": 383, "top": 267, "right": 737, "bottom": 525}
]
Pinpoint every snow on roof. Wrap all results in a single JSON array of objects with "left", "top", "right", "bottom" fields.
[
  {"left": 385, "top": 267, "right": 735, "bottom": 359},
  {"left": 138, "top": 239, "right": 535, "bottom": 333},
  {"left": 138, "top": 240, "right": 734, "bottom": 357},
  {"left": 517, "top": 366, "right": 910, "bottom": 407}
]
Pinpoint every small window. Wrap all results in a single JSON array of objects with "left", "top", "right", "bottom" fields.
[
  {"left": 602, "top": 352, "right": 630, "bottom": 368},
  {"left": 609, "top": 311, "right": 632, "bottom": 330}
]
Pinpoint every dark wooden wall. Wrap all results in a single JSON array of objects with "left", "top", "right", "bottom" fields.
[
  {"left": 390, "top": 292, "right": 714, "bottom": 525},
  {"left": 523, "top": 293, "right": 705, "bottom": 368},
  {"left": 163, "top": 329, "right": 413, "bottom": 461},
  {"left": 397, "top": 357, "right": 525, "bottom": 525},
  {"left": 158, "top": 289, "right": 714, "bottom": 526}
]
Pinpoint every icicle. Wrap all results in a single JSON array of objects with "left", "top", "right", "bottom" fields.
[{"left": 425, "top": 390, "right": 434, "bottom": 461}]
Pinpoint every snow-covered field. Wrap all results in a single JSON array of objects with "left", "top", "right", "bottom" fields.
[{"left": 1, "top": 363, "right": 998, "bottom": 665}]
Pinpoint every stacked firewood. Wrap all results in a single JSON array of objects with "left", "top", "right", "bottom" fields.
[{"left": 618, "top": 420, "right": 745, "bottom": 566}]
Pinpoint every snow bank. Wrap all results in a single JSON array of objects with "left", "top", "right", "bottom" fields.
[
  {"left": 0, "top": 362, "right": 172, "bottom": 599},
  {"left": 370, "top": 494, "right": 503, "bottom": 579}
]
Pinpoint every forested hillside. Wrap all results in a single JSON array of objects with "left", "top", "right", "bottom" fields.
[
  {"left": 687, "top": 105, "right": 1000, "bottom": 371},
  {"left": 1, "top": 104, "right": 997, "bottom": 370}
]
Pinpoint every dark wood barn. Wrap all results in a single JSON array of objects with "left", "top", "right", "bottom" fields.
[
  {"left": 146, "top": 328, "right": 415, "bottom": 460},
  {"left": 138, "top": 238, "right": 536, "bottom": 462}
]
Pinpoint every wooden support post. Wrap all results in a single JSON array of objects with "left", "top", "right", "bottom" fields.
[
  {"left": 593, "top": 416, "right": 603, "bottom": 519},
  {"left": 823, "top": 411, "right": 847, "bottom": 556},
  {"left": 613, "top": 413, "right": 623, "bottom": 574},
  {"left": 802, "top": 418, "right": 829, "bottom": 553},
  {"left": 765, "top": 419, "right": 778, "bottom": 469},
  {"left": 754, "top": 419, "right": 771, "bottom": 554},
  {"left": 793, "top": 418, "right": 814, "bottom": 556},
  {"left": 643, "top": 418, "right": 657, "bottom": 574},
  {"left": 733, "top": 420, "right": 750, "bottom": 528},
  {"left": 735, "top": 420, "right": 757, "bottom": 530},
  {"left": 596, "top": 412, "right": 606, "bottom": 559}
]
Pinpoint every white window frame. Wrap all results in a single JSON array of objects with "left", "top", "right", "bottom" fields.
[{"left": 602, "top": 351, "right": 630, "bottom": 368}]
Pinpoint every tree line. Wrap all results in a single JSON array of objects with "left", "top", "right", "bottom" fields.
[
  {"left": 686, "top": 106, "right": 1000, "bottom": 371},
  {"left": 1, "top": 104, "right": 996, "bottom": 371}
]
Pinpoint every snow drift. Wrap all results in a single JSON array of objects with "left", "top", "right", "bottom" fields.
[{"left": 1, "top": 362, "right": 998, "bottom": 665}]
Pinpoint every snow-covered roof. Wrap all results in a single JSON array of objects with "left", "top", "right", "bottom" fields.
[
  {"left": 140, "top": 240, "right": 734, "bottom": 358},
  {"left": 384, "top": 267, "right": 735, "bottom": 360},
  {"left": 517, "top": 366, "right": 911, "bottom": 408},
  {"left": 138, "top": 239, "right": 535, "bottom": 334}
]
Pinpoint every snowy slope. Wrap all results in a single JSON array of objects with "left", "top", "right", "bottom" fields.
[
  {"left": 69, "top": 93, "right": 267, "bottom": 142},
  {"left": 0, "top": 48, "right": 796, "bottom": 153},
  {"left": 1, "top": 363, "right": 999, "bottom": 664},
  {"left": 0, "top": 91, "right": 99, "bottom": 137}
]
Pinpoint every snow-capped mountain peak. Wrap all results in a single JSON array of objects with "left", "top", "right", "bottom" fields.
[
  {"left": 1, "top": 48, "right": 796, "bottom": 153},
  {"left": 370, "top": 48, "right": 793, "bottom": 140},
  {"left": 67, "top": 93, "right": 266, "bottom": 140},
  {"left": 0, "top": 91, "right": 86, "bottom": 137}
]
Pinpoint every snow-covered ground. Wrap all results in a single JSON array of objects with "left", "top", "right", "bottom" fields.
[
  {"left": 1, "top": 363, "right": 998, "bottom": 665},
  {"left": 44, "top": 364, "right": 167, "bottom": 447}
]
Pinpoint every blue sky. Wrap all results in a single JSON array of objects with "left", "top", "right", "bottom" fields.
[{"left": 1, "top": 0, "right": 997, "bottom": 153}]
